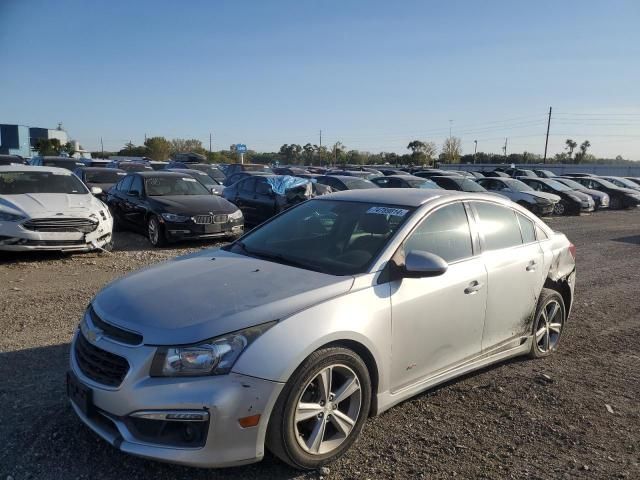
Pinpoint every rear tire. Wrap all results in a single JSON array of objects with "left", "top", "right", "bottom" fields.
[
  {"left": 553, "top": 201, "right": 567, "bottom": 215},
  {"left": 529, "top": 288, "right": 566, "bottom": 359},
  {"left": 266, "top": 347, "right": 371, "bottom": 470}
]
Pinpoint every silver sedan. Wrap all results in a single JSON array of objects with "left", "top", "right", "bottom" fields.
[{"left": 68, "top": 188, "right": 576, "bottom": 469}]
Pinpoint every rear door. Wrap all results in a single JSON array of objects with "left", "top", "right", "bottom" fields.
[
  {"left": 471, "top": 201, "right": 545, "bottom": 351},
  {"left": 390, "top": 201, "right": 487, "bottom": 391},
  {"left": 254, "top": 177, "right": 277, "bottom": 222},
  {"left": 237, "top": 177, "right": 257, "bottom": 223}
]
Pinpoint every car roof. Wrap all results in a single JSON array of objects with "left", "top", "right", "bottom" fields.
[
  {"left": 319, "top": 188, "right": 456, "bottom": 207},
  {"left": 134, "top": 171, "right": 187, "bottom": 177},
  {"left": 75, "top": 166, "right": 125, "bottom": 172},
  {"left": 388, "top": 174, "right": 429, "bottom": 180},
  {"left": 322, "top": 175, "right": 370, "bottom": 181},
  {"left": 0, "top": 165, "right": 73, "bottom": 174}
]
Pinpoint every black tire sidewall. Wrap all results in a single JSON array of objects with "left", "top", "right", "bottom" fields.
[
  {"left": 269, "top": 348, "right": 371, "bottom": 470},
  {"left": 530, "top": 288, "right": 566, "bottom": 358},
  {"left": 148, "top": 215, "right": 165, "bottom": 247}
]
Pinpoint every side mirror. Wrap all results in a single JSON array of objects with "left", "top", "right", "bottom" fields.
[
  {"left": 403, "top": 251, "right": 448, "bottom": 278},
  {"left": 90, "top": 187, "right": 103, "bottom": 195}
]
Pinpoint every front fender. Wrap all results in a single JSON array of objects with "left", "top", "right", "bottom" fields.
[{"left": 232, "top": 275, "right": 392, "bottom": 394}]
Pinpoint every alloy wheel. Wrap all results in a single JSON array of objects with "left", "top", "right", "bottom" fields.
[
  {"left": 553, "top": 201, "right": 566, "bottom": 215},
  {"left": 535, "top": 299, "right": 563, "bottom": 353},
  {"left": 148, "top": 217, "right": 159, "bottom": 245},
  {"left": 294, "top": 365, "right": 362, "bottom": 455}
]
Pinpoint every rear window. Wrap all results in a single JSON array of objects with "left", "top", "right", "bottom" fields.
[
  {"left": 474, "top": 202, "right": 523, "bottom": 251},
  {"left": 516, "top": 213, "right": 536, "bottom": 244},
  {"left": 343, "top": 178, "right": 378, "bottom": 189}
]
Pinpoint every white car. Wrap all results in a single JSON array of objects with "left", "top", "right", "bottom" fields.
[{"left": 0, "top": 165, "right": 113, "bottom": 252}]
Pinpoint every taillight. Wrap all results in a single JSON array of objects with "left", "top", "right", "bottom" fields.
[{"left": 568, "top": 242, "right": 576, "bottom": 259}]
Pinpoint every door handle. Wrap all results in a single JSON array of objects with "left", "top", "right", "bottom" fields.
[
  {"left": 526, "top": 260, "right": 537, "bottom": 272},
  {"left": 464, "top": 280, "right": 484, "bottom": 294}
]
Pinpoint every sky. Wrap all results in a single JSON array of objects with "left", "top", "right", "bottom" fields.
[{"left": 1, "top": 0, "right": 640, "bottom": 159}]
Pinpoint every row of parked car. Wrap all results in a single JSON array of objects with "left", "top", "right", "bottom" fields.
[{"left": 1, "top": 152, "right": 638, "bottom": 252}]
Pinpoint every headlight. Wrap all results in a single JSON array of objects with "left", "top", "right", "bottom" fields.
[
  {"left": 228, "top": 209, "right": 243, "bottom": 220},
  {"left": 0, "top": 211, "right": 26, "bottom": 222},
  {"left": 150, "top": 321, "right": 276, "bottom": 377},
  {"left": 161, "top": 213, "right": 190, "bottom": 222}
]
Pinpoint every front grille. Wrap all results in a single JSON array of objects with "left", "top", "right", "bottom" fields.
[
  {"left": 89, "top": 306, "right": 143, "bottom": 346},
  {"left": 74, "top": 333, "right": 129, "bottom": 387},
  {"left": 192, "top": 214, "right": 228, "bottom": 224},
  {"left": 23, "top": 217, "right": 98, "bottom": 233}
]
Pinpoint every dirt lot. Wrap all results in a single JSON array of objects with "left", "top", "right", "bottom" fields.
[{"left": 1, "top": 211, "right": 639, "bottom": 480}]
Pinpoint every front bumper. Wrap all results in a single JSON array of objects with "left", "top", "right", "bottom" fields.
[
  {"left": 163, "top": 218, "right": 243, "bottom": 242},
  {"left": 531, "top": 203, "right": 554, "bottom": 216},
  {"left": 68, "top": 327, "right": 283, "bottom": 468},
  {"left": 0, "top": 218, "right": 113, "bottom": 252}
]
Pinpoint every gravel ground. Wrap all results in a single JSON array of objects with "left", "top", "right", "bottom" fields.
[{"left": 1, "top": 211, "right": 639, "bottom": 480}]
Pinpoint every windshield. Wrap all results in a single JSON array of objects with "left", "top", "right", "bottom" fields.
[
  {"left": 343, "top": 178, "right": 378, "bottom": 189},
  {"left": 186, "top": 171, "right": 217, "bottom": 186},
  {"left": 608, "top": 177, "right": 638, "bottom": 188},
  {"left": 228, "top": 199, "right": 414, "bottom": 275},
  {"left": 119, "top": 163, "right": 151, "bottom": 172},
  {"left": 595, "top": 178, "right": 620, "bottom": 189},
  {"left": 459, "top": 179, "right": 486, "bottom": 192},
  {"left": 544, "top": 179, "right": 571, "bottom": 191},
  {"left": 556, "top": 178, "right": 583, "bottom": 189},
  {"left": 407, "top": 179, "right": 439, "bottom": 189},
  {"left": 0, "top": 171, "right": 88, "bottom": 194},
  {"left": 504, "top": 179, "right": 534, "bottom": 192},
  {"left": 145, "top": 176, "right": 210, "bottom": 196},
  {"left": 84, "top": 170, "right": 127, "bottom": 183},
  {"left": 190, "top": 164, "right": 226, "bottom": 181}
]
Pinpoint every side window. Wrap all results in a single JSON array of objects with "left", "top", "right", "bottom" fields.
[
  {"left": 474, "top": 202, "right": 523, "bottom": 251},
  {"left": 404, "top": 203, "right": 473, "bottom": 263},
  {"left": 373, "top": 178, "right": 390, "bottom": 187},
  {"left": 119, "top": 175, "right": 134, "bottom": 192},
  {"left": 536, "top": 225, "right": 549, "bottom": 240},
  {"left": 516, "top": 212, "right": 536, "bottom": 244},
  {"left": 130, "top": 175, "right": 143, "bottom": 194},
  {"left": 255, "top": 178, "right": 272, "bottom": 194},
  {"left": 241, "top": 177, "right": 256, "bottom": 193}
]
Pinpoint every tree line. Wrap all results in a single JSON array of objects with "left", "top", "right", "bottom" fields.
[{"left": 89, "top": 135, "right": 629, "bottom": 166}]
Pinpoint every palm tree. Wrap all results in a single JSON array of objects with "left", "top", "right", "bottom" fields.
[{"left": 565, "top": 139, "right": 577, "bottom": 159}]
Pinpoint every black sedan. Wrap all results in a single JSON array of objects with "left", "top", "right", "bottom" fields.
[
  {"left": 107, "top": 172, "right": 243, "bottom": 247},
  {"left": 166, "top": 168, "right": 224, "bottom": 195},
  {"left": 553, "top": 177, "right": 610, "bottom": 209},
  {"left": 223, "top": 171, "right": 271, "bottom": 187},
  {"left": 73, "top": 167, "right": 127, "bottom": 200},
  {"left": 430, "top": 175, "right": 489, "bottom": 192},
  {"left": 222, "top": 174, "right": 315, "bottom": 225},
  {"left": 517, "top": 177, "right": 595, "bottom": 215},
  {"left": 601, "top": 176, "right": 640, "bottom": 192},
  {"left": 0, "top": 154, "right": 28, "bottom": 165},
  {"left": 371, "top": 175, "right": 441, "bottom": 189},
  {"left": 314, "top": 175, "right": 378, "bottom": 191},
  {"left": 560, "top": 176, "right": 640, "bottom": 210}
]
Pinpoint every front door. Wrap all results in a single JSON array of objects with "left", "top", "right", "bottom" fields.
[{"left": 390, "top": 202, "right": 487, "bottom": 392}]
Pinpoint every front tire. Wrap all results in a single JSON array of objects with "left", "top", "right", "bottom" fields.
[
  {"left": 553, "top": 201, "right": 567, "bottom": 215},
  {"left": 529, "top": 288, "right": 566, "bottom": 358},
  {"left": 147, "top": 215, "right": 167, "bottom": 247},
  {"left": 266, "top": 347, "right": 371, "bottom": 470},
  {"left": 609, "top": 196, "right": 622, "bottom": 210}
]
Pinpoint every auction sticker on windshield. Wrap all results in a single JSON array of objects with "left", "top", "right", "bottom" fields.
[{"left": 366, "top": 206, "right": 409, "bottom": 216}]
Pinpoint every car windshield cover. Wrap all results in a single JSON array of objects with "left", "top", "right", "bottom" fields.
[
  {"left": 504, "top": 179, "right": 534, "bottom": 192},
  {"left": 0, "top": 171, "right": 88, "bottom": 194},
  {"left": 145, "top": 176, "right": 210, "bottom": 196},
  {"left": 228, "top": 199, "right": 414, "bottom": 275},
  {"left": 85, "top": 170, "right": 127, "bottom": 183},
  {"left": 343, "top": 178, "right": 377, "bottom": 189}
]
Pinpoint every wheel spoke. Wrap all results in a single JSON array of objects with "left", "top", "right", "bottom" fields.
[
  {"left": 332, "top": 375, "right": 360, "bottom": 405},
  {"left": 316, "top": 367, "right": 332, "bottom": 403},
  {"left": 548, "top": 322, "right": 562, "bottom": 334},
  {"left": 547, "top": 302, "right": 559, "bottom": 323},
  {"left": 307, "top": 416, "right": 327, "bottom": 453},
  {"left": 535, "top": 326, "right": 547, "bottom": 342},
  {"left": 544, "top": 328, "right": 550, "bottom": 351},
  {"left": 330, "top": 410, "right": 355, "bottom": 437},
  {"left": 295, "top": 402, "right": 324, "bottom": 423}
]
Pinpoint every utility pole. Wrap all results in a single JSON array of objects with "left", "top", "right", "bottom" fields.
[
  {"left": 209, "top": 133, "right": 212, "bottom": 153},
  {"left": 503, "top": 137, "right": 508, "bottom": 160},
  {"left": 543, "top": 106, "right": 552, "bottom": 164},
  {"left": 319, "top": 129, "right": 322, "bottom": 148},
  {"left": 100, "top": 137, "right": 104, "bottom": 158},
  {"left": 473, "top": 140, "right": 478, "bottom": 164}
]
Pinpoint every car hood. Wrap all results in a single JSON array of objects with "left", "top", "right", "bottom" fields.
[
  {"left": 526, "top": 191, "right": 561, "bottom": 202},
  {"left": 149, "top": 195, "right": 237, "bottom": 214},
  {"left": 92, "top": 249, "right": 355, "bottom": 345},
  {"left": 0, "top": 193, "right": 102, "bottom": 217}
]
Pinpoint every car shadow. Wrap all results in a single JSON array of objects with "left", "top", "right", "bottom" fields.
[
  {"left": 0, "top": 343, "right": 302, "bottom": 480},
  {"left": 112, "top": 231, "right": 233, "bottom": 253},
  {"left": 612, "top": 234, "right": 640, "bottom": 245}
]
